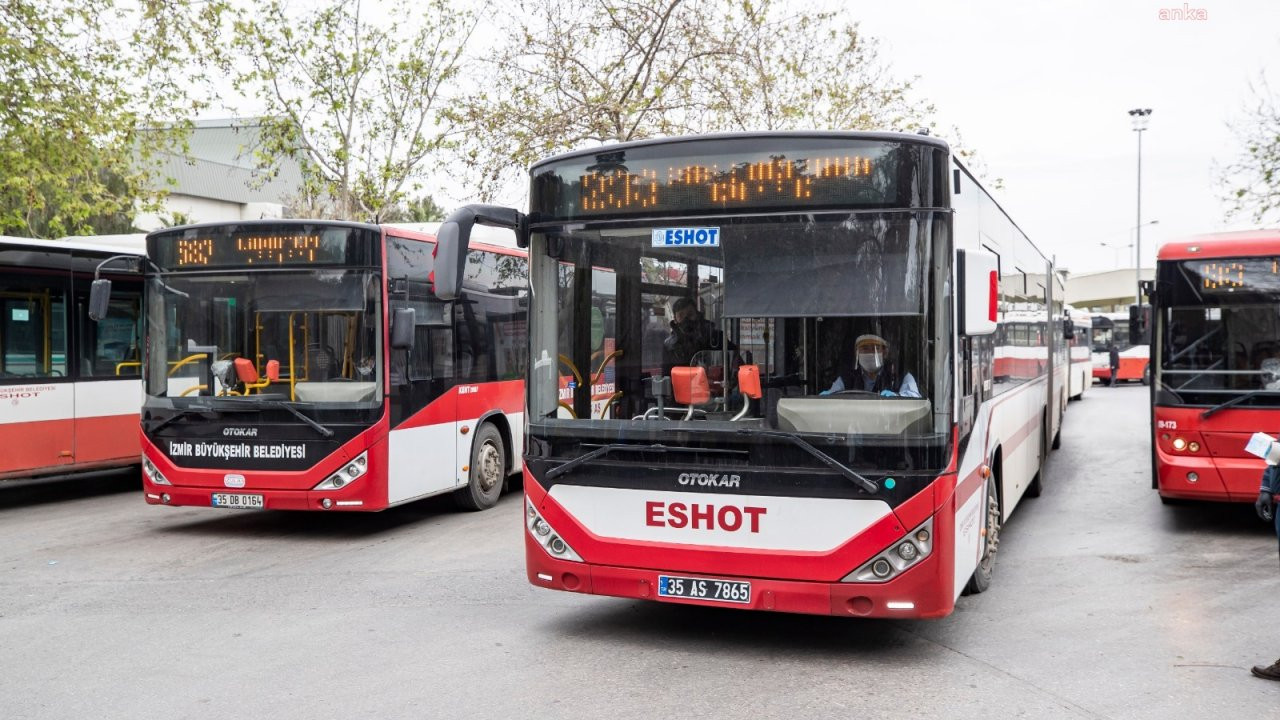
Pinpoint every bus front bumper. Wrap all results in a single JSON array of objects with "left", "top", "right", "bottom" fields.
[
  {"left": 142, "top": 478, "right": 384, "bottom": 511},
  {"left": 524, "top": 532, "right": 955, "bottom": 619}
]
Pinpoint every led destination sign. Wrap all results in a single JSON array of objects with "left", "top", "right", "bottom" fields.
[
  {"left": 530, "top": 137, "right": 934, "bottom": 220},
  {"left": 1192, "top": 258, "right": 1280, "bottom": 294},
  {"left": 149, "top": 225, "right": 374, "bottom": 270}
]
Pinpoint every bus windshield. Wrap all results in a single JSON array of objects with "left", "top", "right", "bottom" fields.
[
  {"left": 527, "top": 212, "right": 951, "bottom": 451},
  {"left": 145, "top": 269, "right": 382, "bottom": 407},
  {"left": 1157, "top": 257, "right": 1280, "bottom": 406}
]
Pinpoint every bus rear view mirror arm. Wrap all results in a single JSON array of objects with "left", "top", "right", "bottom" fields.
[{"left": 433, "top": 204, "right": 527, "bottom": 301}]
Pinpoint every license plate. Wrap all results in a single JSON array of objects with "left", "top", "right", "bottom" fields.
[
  {"left": 657, "top": 575, "right": 751, "bottom": 604},
  {"left": 211, "top": 493, "right": 264, "bottom": 509}
]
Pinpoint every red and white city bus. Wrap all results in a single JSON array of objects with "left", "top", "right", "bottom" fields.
[
  {"left": 1150, "top": 230, "right": 1280, "bottom": 503},
  {"left": 435, "top": 131, "right": 1068, "bottom": 618},
  {"left": 92, "top": 220, "right": 527, "bottom": 511},
  {"left": 1091, "top": 311, "right": 1150, "bottom": 385},
  {"left": 1, "top": 235, "right": 145, "bottom": 480},
  {"left": 1066, "top": 305, "right": 1091, "bottom": 400}
]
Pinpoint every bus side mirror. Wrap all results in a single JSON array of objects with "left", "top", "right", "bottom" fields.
[
  {"left": 433, "top": 204, "right": 527, "bottom": 301},
  {"left": 957, "top": 249, "right": 999, "bottom": 336},
  {"left": 391, "top": 307, "right": 416, "bottom": 350},
  {"left": 88, "top": 279, "right": 112, "bottom": 322},
  {"left": 1129, "top": 304, "right": 1149, "bottom": 345}
]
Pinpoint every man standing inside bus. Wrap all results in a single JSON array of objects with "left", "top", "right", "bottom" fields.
[
  {"left": 1252, "top": 463, "right": 1280, "bottom": 680},
  {"left": 825, "top": 334, "right": 920, "bottom": 398}
]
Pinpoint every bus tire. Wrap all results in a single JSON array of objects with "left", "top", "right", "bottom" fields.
[
  {"left": 963, "top": 474, "right": 1002, "bottom": 595},
  {"left": 1051, "top": 424, "right": 1062, "bottom": 451},
  {"left": 454, "top": 423, "right": 506, "bottom": 511},
  {"left": 1141, "top": 364, "right": 1151, "bottom": 386}
]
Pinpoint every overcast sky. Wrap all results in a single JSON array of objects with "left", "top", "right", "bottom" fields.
[
  {"left": 220, "top": 0, "right": 1278, "bottom": 275},
  {"left": 843, "top": 0, "right": 1279, "bottom": 275}
]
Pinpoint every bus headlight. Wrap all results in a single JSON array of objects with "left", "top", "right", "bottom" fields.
[
  {"left": 526, "top": 498, "right": 582, "bottom": 562},
  {"left": 843, "top": 518, "right": 933, "bottom": 583},
  {"left": 142, "top": 456, "right": 171, "bottom": 486},
  {"left": 313, "top": 451, "right": 368, "bottom": 491},
  {"left": 1172, "top": 437, "right": 1187, "bottom": 451}
]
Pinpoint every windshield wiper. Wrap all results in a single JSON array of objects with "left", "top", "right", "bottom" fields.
[
  {"left": 738, "top": 428, "right": 879, "bottom": 494},
  {"left": 544, "top": 443, "right": 746, "bottom": 481},
  {"left": 1200, "top": 390, "right": 1280, "bottom": 419},
  {"left": 267, "top": 401, "right": 335, "bottom": 439},
  {"left": 146, "top": 407, "right": 212, "bottom": 435}
]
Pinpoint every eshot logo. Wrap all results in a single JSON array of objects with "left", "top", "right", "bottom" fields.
[{"left": 652, "top": 227, "right": 720, "bottom": 248}]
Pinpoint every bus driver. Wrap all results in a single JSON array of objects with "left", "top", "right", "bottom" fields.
[{"left": 825, "top": 334, "right": 920, "bottom": 398}]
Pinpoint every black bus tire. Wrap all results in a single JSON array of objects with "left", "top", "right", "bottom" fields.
[
  {"left": 963, "top": 475, "right": 1002, "bottom": 595},
  {"left": 454, "top": 423, "right": 506, "bottom": 511}
]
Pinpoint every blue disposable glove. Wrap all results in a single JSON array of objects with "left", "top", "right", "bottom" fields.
[
  {"left": 819, "top": 389, "right": 832, "bottom": 396},
  {"left": 880, "top": 389, "right": 897, "bottom": 397}
]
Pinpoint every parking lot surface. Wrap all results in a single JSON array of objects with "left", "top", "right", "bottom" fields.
[{"left": 3, "top": 384, "right": 1279, "bottom": 719}]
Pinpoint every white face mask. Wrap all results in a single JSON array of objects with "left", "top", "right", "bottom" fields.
[{"left": 857, "top": 349, "right": 883, "bottom": 374}]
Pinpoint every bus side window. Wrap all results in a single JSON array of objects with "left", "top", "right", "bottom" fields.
[
  {"left": 1, "top": 278, "right": 68, "bottom": 380},
  {"left": 77, "top": 285, "right": 142, "bottom": 377}
]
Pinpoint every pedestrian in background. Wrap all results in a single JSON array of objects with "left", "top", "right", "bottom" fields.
[
  {"left": 1109, "top": 343, "right": 1120, "bottom": 386},
  {"left": 1252, "top": 464, "right": 1280, "bottom": 680}
]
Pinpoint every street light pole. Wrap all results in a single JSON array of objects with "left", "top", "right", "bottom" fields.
[{"left": 1129, "top": 108, "right": 1153, "bottom": 305}]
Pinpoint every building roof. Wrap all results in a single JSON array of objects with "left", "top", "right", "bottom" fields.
[{"left": 143, "top": 117, "right": 305, "bottom": 206}]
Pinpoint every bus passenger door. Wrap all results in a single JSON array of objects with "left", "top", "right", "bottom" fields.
[
  {"left": 387, "top": 297, "right": 458, "bottom": 503},
  {"left": 0, "top": 280, "right": 73, "bottom": 476}
]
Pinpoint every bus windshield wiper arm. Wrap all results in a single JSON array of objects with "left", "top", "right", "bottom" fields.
[
  {"left": 268, "top": 401, "right": 335, "bottom": 439},
  {"left": 147, "top": 407, "right": 210, "bottom": 435},
  {"left": 741, "top": 428, "right": 879, "bottom": 494},
  {"left": 1201, "top": 390, "right": 1280, "bottom": 419},
  {"left": 544, "top": 443, "right": 744, "bottom": 481}
]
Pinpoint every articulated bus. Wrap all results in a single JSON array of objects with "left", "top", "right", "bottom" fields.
[
  {"left": 95, "top": 220, "right": 527, "bottom": 511},
  {"left": 1, "top": 235, "right": 145, "bottom": 480},
  {"left": 1066, "top": 306, "right": 1091, "bottom": 400},
  {"left": 434, "top": 131, "right": 1068, "bottom": 618},
  {"left": 1091, "top": 311, "right": 1150, "bottom": 385},
  {"left": 1150, "top": 230, "right": 1280, "bottom": 503}
]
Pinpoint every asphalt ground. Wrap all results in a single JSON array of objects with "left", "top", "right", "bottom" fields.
[{"left": 2, "top": 383, "right": 1278, "bottom": 719}]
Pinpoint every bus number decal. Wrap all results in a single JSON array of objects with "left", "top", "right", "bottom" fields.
[{"left": 1156, "top": 420, "right": 1177, "bottom": 430}]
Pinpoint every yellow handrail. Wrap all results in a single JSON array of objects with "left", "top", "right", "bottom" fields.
[{"left": 115, "top": 362, "right": 142, "bottom": 376}]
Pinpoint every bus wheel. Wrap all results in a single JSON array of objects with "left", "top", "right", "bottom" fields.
[
  {"left": 455, "top": 423, "right": 506, "bottom": 511},
  {"left": 1141, "top": 364, "right": 1151, "bottom": 386},
  {"left": 964, "top": 475, "right": 1001, "bottom": 595},
  {"left": 1051, "top": 423, "right": 1062, "bottom": 450}
]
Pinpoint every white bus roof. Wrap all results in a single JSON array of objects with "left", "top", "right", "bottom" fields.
[{"left": 1, "top": 234, "right": 147, "bottom": 255}]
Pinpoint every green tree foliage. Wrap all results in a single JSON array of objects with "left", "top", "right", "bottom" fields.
[
  {"left": 457, "top": 0, "right": 937, "bottom": 200},
  {"left": 1223, "top": 76, "right": 1280, "bottom": 224},
  {"left": 233, "top": 0, "right": 473, "bottom": 223},
  {"left": 381, "top": 195, "right": 447, "bottom": 223},
  {"left": 0, "top": 0, "right": 228, "bottom": 238}
]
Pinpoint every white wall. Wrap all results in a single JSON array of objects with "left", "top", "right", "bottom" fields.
[{"left": 135, "top": 195, "right": 284, "bottom": 231}]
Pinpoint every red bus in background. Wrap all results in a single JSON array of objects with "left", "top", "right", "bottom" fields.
[
  {"left": 1, "top": 235, "right": 145, "bottom": 481},
  {"left": 95, "top": 220, "right": 527, "bottom": 512},
  {"left": 1151, "top": 230, "right": 1280, "bottom": 503},
  {"left": 1091, "top": 311, "right": 1150, "bottom": 385},
  {"left": 435, "top": 132, "right": 1068, "bottom": 619}
]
